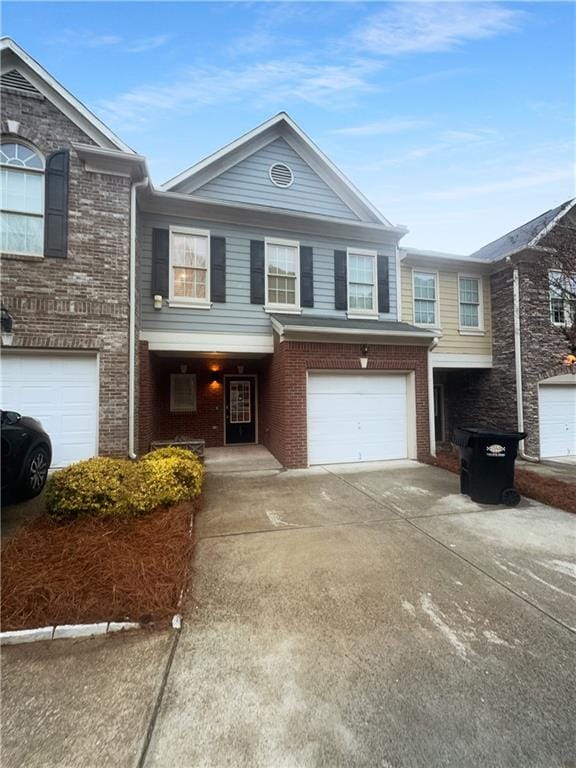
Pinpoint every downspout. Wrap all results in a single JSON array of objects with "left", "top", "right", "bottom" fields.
[
  {"left": 128, "top": 175, "right": 149, "bottom": 459},
  {"left": 428, "top": 336, "right": 439, "bottom": 456},
  {"left": 512, "top": 266, "right": 539, "bottom": 462}
]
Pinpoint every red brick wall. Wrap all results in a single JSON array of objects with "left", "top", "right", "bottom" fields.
[
  {"left": 1, "top": 88, "right": 132, "bottom": 456},
  {"left": 138, "top": 346, "right": 266, "bottom": 452},
  {"left": 261, "top": 335, "right": 430, "bottom": 468}
]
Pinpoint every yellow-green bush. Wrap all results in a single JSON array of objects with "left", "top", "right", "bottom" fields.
[
  {"left": 45, "top": 457, "right": 134, "bottom": 520},
  {"left": 127, "top": 454, "right": 204, "bottom": 515},
  {"left": 46, "top": 450, "right": 204, "bottom": 520}
]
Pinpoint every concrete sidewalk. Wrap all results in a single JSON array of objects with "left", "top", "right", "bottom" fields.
[{"left": 2, "top": 461, "right": 575, "bottom": 768}]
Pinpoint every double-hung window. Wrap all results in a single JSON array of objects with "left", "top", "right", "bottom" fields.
[
  {"left": 0, "top": 141, "right": 44, "bottom": 256},
  {"left": 413, "top": 271, "right": 438, "bottom": 326},
  {"left": 348, "top": 249, "right": 377, "bottom": 316},
  {"left": 549, "top": 270, "right": 576, "bottom": 326},
  {"left": 265, "top": 238, "right": 299, "bottom": 311},
  {"left": 169, "top": 227, "right": 210, "bottom": 307},
  {"left": 458, "top": 275, "right": 483, "bottom": 330}
]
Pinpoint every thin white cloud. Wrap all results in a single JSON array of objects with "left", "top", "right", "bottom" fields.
[
  {"left": 332, "top": 118, "right": 430, "bottom": 136},
  {"left": 423, "top": 168, "right": 573, "bottom": 201},
  {"left": 354, "top": 3, "right": 521, "bottom": 56},
  {"left": 49, "top": 29, "right": 169, "bottom": 54},
  {"left": 99, "top": 59, "right": 382, "bottom": 128}
]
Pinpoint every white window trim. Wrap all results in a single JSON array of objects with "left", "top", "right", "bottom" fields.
[
  {"left": 0, "top": 140, "right": 45, "bottom": 258},
  {"left": 412, "top": 269, "right": 440, "bottom": 329},
  {"left": 347, "top": 247, "right": 378, "bottom": 318},
  {"left": 458, "top": 273, "right": 484, "bottom": 333},
  {"left": 549, "top": 269, "right": 575, "bottom": 327},
  {"left": 265, "top": 236, "right": 300, "bottom": 313},
  {"left": 170, "top": 373, "right": 197, "bottom": 412},
  {"left": 168, "top": 225, "right": 211, "bottom": 309}
]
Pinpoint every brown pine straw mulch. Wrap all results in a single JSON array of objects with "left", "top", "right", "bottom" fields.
[
  {"left": 1, "top": 501, "right": 197, "bottom": 633},
  {"left": 427, "top": 450, "right": 576, "bottom": 515}
]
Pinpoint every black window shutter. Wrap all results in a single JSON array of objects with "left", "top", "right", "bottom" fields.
[
  {"left": 334, "top": 250, "right": 347, "bottom": 310},
  {"left": 44, "top": 149, "right": 69, "bottom": 258},
  {"left": 210, "top": 236, "right": 226, "bottom": 303},
  {"left": 300, "top": 245, "right": 314, "bottom": 308},
  {"left": 250, "top": 240, "right": 265, "bottom": 305},
  {"left": 151, "top": 228, "right": 169, "bottom": 297},
  {"left": 377, "top": 253, "right": 390, "bottom": 314}
]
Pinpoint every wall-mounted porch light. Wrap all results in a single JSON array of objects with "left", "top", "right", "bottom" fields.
[
  {"left": 154, "top": 294, "right": 163, "bottom": 310},
  {"left": 360, "top": 344, "right": 368, "bottom": 369},
  {"left": 1, "top": 305, "right": 14, "bottom": 346},
  {"left": 210, "top": 371, "right": 221, "bottom": 384}
]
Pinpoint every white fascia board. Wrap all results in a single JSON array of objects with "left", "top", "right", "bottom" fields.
[
  {"left": 160, "top": 111, "right": 395, "bottom": 228},
  {"left": 274, "top": 323, "right": 436, "bottom": 342},
  {"left": 528, "top": 198, "right": 576, "bottom": 248},
  {"left": 400, "top": 248, "right": 491, "bottom": 271},
  {"left": 140, "top": 331, "right": 274, "bottom": 354},
  {"left": 143, "top": 187, "right": 406, "bottom": 242},
  {"left": 432, "top": 353, "right": 493, "bottom": 368},
  {"left": 71, "top": 143, "right": 148, "bottom": 180},
  {"left": 1, "top": 38, "right": 134, "bottom": 153}
]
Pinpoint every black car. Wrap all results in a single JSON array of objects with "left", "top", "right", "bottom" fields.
[{"left": 1, "top": 410, "right": 52, "bottom": 501}]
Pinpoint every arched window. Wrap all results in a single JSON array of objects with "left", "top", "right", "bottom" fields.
[{"left": 0, "top": 141, "right": 44, "bottom": 256}]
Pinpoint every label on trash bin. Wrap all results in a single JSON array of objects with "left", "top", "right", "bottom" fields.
[{"left": 486, "top": 444, "right": 506, "bottom": 457}]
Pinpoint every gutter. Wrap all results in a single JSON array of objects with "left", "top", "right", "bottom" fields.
[
  {"left": 512, "top": 266, "right": 539, "bottom": 462},
  {"left": 428, "top": 336, "right": 439, "bottom": 456},
  {"left": 128, "top": 175, "right": 149, "bottom": 459}
]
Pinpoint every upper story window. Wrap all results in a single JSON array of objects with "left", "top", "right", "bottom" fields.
[
  {"left": 348, "top": 248, "right": 377, "bottom": 316},
  {"left": 265, "top": 238, "right": 299, "bottom": 311},
  {"left": 458, "top": 275, "right": 483, "bottom": 330},
  {"left": 413, "top": 270, "right": 438, "bottom": 326},
  {"left": 0, "top": 141, "right": 44, "bottom": 256},
  {"left": 169, "top": 226, "right": 210, "bottom": 307},
  {"left": 549, "top": 270, "right": 576, "bottom": 326}
]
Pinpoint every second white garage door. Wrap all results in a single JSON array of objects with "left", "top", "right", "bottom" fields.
[
  {"left": 307, "top": 372, "right": 410, "bottom": 465},
  {"left": 539, "top": 384, "right": 576, "bottom": 458},
  {"left": 1, "top": 353, "right": 98, "bottom": 468}
]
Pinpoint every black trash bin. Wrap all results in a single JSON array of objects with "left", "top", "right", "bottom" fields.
[{"left": 453, "top": 426, "right": 527, "bottom": 506}]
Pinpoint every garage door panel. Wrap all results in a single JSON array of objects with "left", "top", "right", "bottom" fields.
[
  {"left": 539, "top": 385, "right": 576, "bottom": 458},
  {"left": 307, "top": 373, "right": 409, "bottom": 465},
  {"left": 1, "top": 354, "right": 98, "bottom": 467}
]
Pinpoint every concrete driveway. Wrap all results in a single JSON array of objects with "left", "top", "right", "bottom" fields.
[{"left": 2, "top": 459, "right": 575, "bottom": 768}]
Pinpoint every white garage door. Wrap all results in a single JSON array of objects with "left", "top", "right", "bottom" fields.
[
  {"left": 1, "top": 353, "right": 98, "bottom": 467},
  {"left": 539, "top": 384, "right": 576, "bottom": 458},
  {"left": 308, "top": 373, "right": 409, "bottom": 465}
]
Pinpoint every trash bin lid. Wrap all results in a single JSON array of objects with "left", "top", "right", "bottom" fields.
[{"left": 456, "top": 426, "right": 527, "bottom": 440}]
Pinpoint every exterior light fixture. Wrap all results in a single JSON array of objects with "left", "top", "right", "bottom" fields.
[
  {"left": 360, "top": 344, "right": 368, "bottom": 369},
  {"left": 237, "top": 364, "right": 245, "bottom": 374},
  {"left": 153, "top": 294, "right": 163, "bottom": 310},
  {"left": 1, "top": 305, "right": 14, "bottom": 346},
  {"left": 211, "top": 371, "right": 221, "bottom": 384},
  {"left": 180, "top": 364, "right": 188, "bottom": 374}
]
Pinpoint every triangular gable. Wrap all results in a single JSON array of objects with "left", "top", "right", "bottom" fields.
[
  {"left": 191, "top": 136, "right": 360, "bottom": 221},
  {"left": 0, "top": 37, "right": 134, "bottom": 154},
  {"left": 162, "top": 113, "right": 391, "bottom": 225}
]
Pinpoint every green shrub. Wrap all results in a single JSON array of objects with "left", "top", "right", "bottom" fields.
[
  {"left": 46, "top": 450, "right": 204, "bottom": 520},
  {"left": 45, "top": 457, "right": 133, "bottom": 520},
  {"left": 127, "top": 455, "right": 204, "bottom": 515},
  {"left": 142, "top": 446, "right": 202, "bottom": 465}
]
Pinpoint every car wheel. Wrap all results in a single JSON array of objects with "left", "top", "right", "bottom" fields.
[{"left": 21, "top": 446, "right": 50, "bottom": 499}]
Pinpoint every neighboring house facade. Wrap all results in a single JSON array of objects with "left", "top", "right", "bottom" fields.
[
  {"left": 138, "top": 114, "right": 436, "bottom": 468},
  {"left": 0, "top": 38, "right": 146, "bottom": 467},
  {"left": 399, "top": 248, "right": 493, "bottom": 444},
  {"left": 410, "top": 202, "right": 575, "bottom": 459}
]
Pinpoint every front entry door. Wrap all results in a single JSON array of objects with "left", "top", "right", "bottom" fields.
[{"left": 225, "top": 376, "right": 257, "bottom": 444}]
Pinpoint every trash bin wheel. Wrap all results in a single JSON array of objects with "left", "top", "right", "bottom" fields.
[{"left": 501, "top": 488, "right": 521, "bottom": 507}]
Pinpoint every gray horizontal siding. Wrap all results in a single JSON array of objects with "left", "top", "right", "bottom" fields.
[
  {"left": 192, "top": 138, "right": 359, "bottom": 221},
  {"left": 140, "top": 212, "right": 397, "bottom": 334}
]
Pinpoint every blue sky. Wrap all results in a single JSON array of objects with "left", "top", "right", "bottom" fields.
[{"left": 4, "top": 1, "right": 574, "bottom": 252}]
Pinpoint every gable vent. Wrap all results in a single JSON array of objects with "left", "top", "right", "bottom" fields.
[
  {"left": 1, "top": 69, "right": 41, "bottom": 95},
  {"left": 269, "top": 162, "right": 294, "bottom": 188}
]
